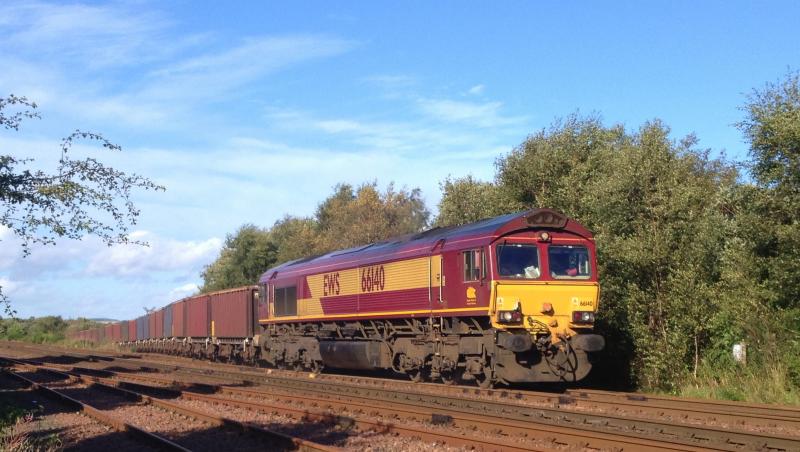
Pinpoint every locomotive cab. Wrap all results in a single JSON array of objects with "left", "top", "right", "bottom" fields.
[{"left": 488, "top": 216, "right": 604, "bottom": 383}]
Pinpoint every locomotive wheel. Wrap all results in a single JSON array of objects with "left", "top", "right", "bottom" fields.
[
  {"left": 408, "top": 367, "right": 429, "bottom": 383},
  {"left": 441, "top": 371, "right": 458, "bottom": 385},
  {"left": 476, "top": 367, "right": 494, "bottom": 389}
]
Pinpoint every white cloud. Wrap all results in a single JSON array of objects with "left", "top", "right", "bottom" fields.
[
  {"left": 417, "top": 98, "right": 527, "bottom": 128},
  {"left": 0, "top": 3, "right": 355, "bottom": 129},
  {"left": 0, "top": 277, "right": 17, "bottom": 295},
  {"left": 362, "top": 74, "right": 417, "bottom": 88},
  {"left": 168, "top": 283, "right": 200, "bottom": 300},
  {"left": 143, "top": 35, "right": 354, "bottom": 101},
  {"left": 467, "top": 84, "right": 485, "bottom": 95},
  {"left": 0, "top": 1, "right": 176, "bottom": 68},
  {"left": 84, "top": 232, "right": 222, "bottom": 278},
  {"left": 315, "top": 119, "right": 366, "bottom": 134}
]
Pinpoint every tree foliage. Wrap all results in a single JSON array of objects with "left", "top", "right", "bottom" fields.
[
  {"left": 460, "top": 115, "right": 735, "bottom": 389},
  {"left": 434, "top": 73, "right": 800, "bottom": 395},
  {"left": 0, "top": 316, "right": 99, "bottom": 344},
  {"left": 0, "top": 95, "right": 164, "bottom": 316},
  {"left": 435, "top": 175, "right": 507, "bottom": 226},
  {"left": 315, "top": 182, "right": 429, "bottom": 252},
  {"left": 201, "top": 224, "right": 277, "bottom": 293},
  {"left": 200, "top": 182, "right": 429, "bottom": 293}
]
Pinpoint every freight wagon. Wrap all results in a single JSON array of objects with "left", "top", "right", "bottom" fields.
[{"left": 131, "top": 287, "right": 258, "bottom": 361}]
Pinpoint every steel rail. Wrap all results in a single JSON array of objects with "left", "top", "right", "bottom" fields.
[
  {"left": 566, "top": 387, "right": 800, "bottom": 420},
  {"left": 1, "top": 365, "right": 189, "bottom": 451},
  {"left": 11, "top": 340, "right": 800, "bottom": 427},
  {"left": 62, "top": 342, "right": 800, "bottom": 430},
  {"left": 103, "top": 367, "right": 712, "bottom": 452},
  {"left": 7, "top": 342, "right": 800, "bottom": 450},
  {"left": 1, "top": 357, "right": 337, "bottom": 452},
  {"left": 87, "top": 373, "right": 557, "bottom": 452},
  {"left": 83, "top": 351, "right": 799, "bottom": 452},
  {"left": 14, "top": 355, "right": 786, "bottom": 452},
  {"left": 5, "top": 357, "right": 557, "bottom": 452}
]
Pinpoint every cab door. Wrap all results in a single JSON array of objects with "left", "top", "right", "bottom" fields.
[
  {"left": 257, "top": 284, "right": 269, "bottom": 322},
  {"left": 429, "top": 239, "right": 446, "bottom": 313},
  {"left": 445, "top": 247, "right": 491, "bottom": 311}
]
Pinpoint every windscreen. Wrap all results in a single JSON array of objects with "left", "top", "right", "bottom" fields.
[
  {"left": 497, "top": 244, "right": 541, "bottom": 279},
  {"left": 548, "top": 245, "right": 591, "bottom": 279}
]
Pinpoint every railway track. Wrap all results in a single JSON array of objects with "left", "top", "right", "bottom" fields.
[
  {"left": 4, "top": 342, "right": 800, "bottom": 451},
  {"left": 96, "top": 348, "right": 800, "bottom": 435},
  {"left": 1, "top": 357, "right": 336, "bottom": 452},
  {"left": 1, "top": 355, "right": 597, "bottom": 451},
  {"left": 106, "top": 347, "right": 800, "bottom": 435}
]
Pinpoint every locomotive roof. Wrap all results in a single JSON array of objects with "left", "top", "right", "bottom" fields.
[{"left": 259, "top": 209, "right": 591, "bottom": 282}]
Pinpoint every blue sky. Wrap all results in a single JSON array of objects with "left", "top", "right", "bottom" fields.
[{"left": 1, "top": 1, "right": 798, "bottom": 319}]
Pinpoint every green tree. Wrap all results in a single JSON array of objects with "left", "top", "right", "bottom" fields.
[
  {"left": 316, "top": 182, "right": 429, "bottom": 252},
  {"left": 440, "top": 114, "right": 736, "bottom": 390},
  {"left": 708, "top": 70, "right": 800, "bottom": 390},
  {"left": 0, "top": 95, "right": 164, "bottom": 316},
  {"left": 201, "top": 224, "right": 277, "bottom": 292},
  {"left": 435, "top": 175, "right": 507, "bottom": 226},
  {"left": 0, "top": 315, "right": 90, "bottom": 344},
  {"left": 200, "top": 182, "right": 429, "bottom": 292},
  {"left": 269, "top": 215, "right": 320, "bottom": 264}
]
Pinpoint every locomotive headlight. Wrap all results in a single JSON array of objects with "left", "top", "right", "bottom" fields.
[
  {"left": 497, "top": 310, "right": 523, "bottom": 324},
  {"left": 571, "top": 311, "right": 595, "bottom": 324}
]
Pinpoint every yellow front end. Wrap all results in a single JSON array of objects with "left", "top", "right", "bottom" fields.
[{"left": 491, "top": 280, "right": 599, "bottom": 339}]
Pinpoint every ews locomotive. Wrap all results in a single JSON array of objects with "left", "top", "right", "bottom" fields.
[{"left": 79, "top": 209, "right": 604, "bottom": 387}]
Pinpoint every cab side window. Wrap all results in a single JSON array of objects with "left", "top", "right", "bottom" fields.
[
  {"left": 274, "top": 285, "right": 297, "bottom": 316},
  {"left": 462, "top": 249, "right": 481, "bottom": 281}
]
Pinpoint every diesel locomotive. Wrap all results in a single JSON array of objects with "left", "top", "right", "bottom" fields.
[{"left": 78, "top": 209, "right": 604, "bottom": 387}]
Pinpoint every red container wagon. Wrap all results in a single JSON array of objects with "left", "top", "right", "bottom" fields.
[
  {"left": 172, "top": 300, "right": 186, "bottom": 338},
  {"left": 90, "top": 328, "right": 99, "bottom": 343},
  {"left": 136, "top": 316, "right": 145, "bottom": 340},
  {"left": 120, "top": 321, "right": 129, "bottom": 342},
  {"left": 128, "top": 319, "right": 137, "bottom": 341},
  {"left": 209, "top": 286, "right": 258, "bottom": 338},
  {"left": 148, "top": 313, "right": 156, "bottom": 339},
  {"left": 186, "top": 294, "right": 210, "bottom": 337},
  {"left": 163, "top": 304, "right": 173, "bottom": 338},
  {"left": 112, "top": 323, "right": 121, "bottom": 342},
  {"left": 154, "top": 309, "right": 164, "bottom": 339},
  {"left": 102, "top": 324, "right": 111, "bottom": 341}
]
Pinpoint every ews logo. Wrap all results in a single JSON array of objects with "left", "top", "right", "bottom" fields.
[{"left": 323, "top": 272, "right": 340, "bottom": 296}]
